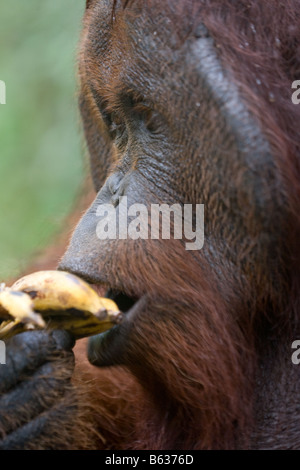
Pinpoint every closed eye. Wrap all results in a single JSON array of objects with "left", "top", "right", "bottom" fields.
[
  {"left": 89, "top": 87, "right": 127, "bottom": 146},
  {"left": 108, "top": 113, "right": 128, "bottom": 147},
  {"left": 90, "top": 84, "right": 164, "bottom": 143}
]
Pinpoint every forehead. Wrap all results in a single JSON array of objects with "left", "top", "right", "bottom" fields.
[
  {"left": 83, "top": 0, "right": 177, "bottom": 52},
  {"left": 80, "top": 0, "right": 189, "bottom": 100}
]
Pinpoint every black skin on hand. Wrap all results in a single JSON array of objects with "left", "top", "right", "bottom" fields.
[{"left": 0, "top": 330, "right": 75, "bottom": 450}]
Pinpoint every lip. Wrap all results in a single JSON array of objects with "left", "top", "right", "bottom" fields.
[
  {"left": 86, "top": 289, "right": 147, "bottom": 366},
  {"left": 60, "top": 269, "right": 148, "bottom": 363},
  {"left": 56, "top": 265, "right": 150, "bottom": 365}
]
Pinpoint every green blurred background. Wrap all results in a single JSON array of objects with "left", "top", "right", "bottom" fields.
[{"left": 0, "top": 1, "right": 86, "bottom": 280}]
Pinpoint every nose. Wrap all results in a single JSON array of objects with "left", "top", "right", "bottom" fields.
[
  {"left": 58, "top": 169, "right": 136, "bottom": 283},
  {"left": 107, "top": 172, "right": 132, "bottom": 207},
  {"left": 58, "top": 199, "right": 105, "bottom": 283},
  {"left": 107, "top": 172, "right": 122, "bottom": 206}
]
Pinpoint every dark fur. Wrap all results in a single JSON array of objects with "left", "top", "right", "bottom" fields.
[
  {"left": 4, "top": 0, "right": 300, "bottom": 450},
  {"left": 60, "top": 0, "right": 300, "bottom": 450}
]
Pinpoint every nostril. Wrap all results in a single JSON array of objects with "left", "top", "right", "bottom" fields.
[
  {"left": 108, "top": 173, "right": 122, "bottom": 196},
  {"left": 110, "top": 183, "right": 118, "bottom": 196},
  {"left": 111, "top": 193, "right": 119, "bottom": 208}
]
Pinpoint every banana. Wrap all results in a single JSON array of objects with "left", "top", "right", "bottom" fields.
[
  {"left": 0, "top": 271, "right": 122, "bottom": 341},
  {"left": 12, "top": 271, "right": 117, "bottom": 318},
  {"left": 0, "top": 289, "right": 45, "bottom": 326}
]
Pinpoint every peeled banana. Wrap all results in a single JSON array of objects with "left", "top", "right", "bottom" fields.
[{"left": 0, "top": 271, "right": 122, "bottom": 340}]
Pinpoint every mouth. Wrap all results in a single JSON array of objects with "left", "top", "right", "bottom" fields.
[
  {"left": 90, "top": 282, "right": 143, "bottom": 318},
  {"left": 56, "top": 260, "right": 148, "bottom": 365},
  {"left": 55, "top": 264, "right": 148, "bottom": 365},
  {"left": 105, "top": 288, "right": 138, "bottom": 315},
  {"left": 85, "top": 284, "right": 147, "bottom": 366}
]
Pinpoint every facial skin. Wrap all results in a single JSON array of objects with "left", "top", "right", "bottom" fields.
[
  {"left": 61, "top": 0, "right": 282, "bottom": 354},
  {"left": 0, "top": 0, "right": 298, "bottom": 450},
  {"left": 59, "top": 0, "right": 298, "bottom": 448}
]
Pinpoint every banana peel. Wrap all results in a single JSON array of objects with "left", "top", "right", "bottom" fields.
[{"left": 0, "top": 271, "right": 122, "bottom": 341}]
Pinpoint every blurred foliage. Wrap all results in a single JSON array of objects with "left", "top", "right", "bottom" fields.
[{"left": 0, "top": 1, "right": 85, "bottom": 280}]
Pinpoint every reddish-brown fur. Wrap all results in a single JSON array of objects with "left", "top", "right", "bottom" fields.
[
  {"left": 1, "top": 0, "right": 298, "bottom": 450},
  {"left": 59, "top": 0, "right": 300, "bottom": 450}
]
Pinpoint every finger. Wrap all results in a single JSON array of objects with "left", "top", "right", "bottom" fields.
[
  {"left": 0, "top": 330, "right": 74, "bottom": 394},
  {"left": 49, "top": 329, "right": 75, "bottom": 351},
  {"left": 0, "top": 354, "right": 74, "bottom": 436},
  {"left": 0, "top": 390, "right": 77, "bottom": 450}
]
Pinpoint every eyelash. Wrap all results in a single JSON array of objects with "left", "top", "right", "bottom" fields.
[
  {"left": 133, "top": 102, "right": 165, "bottom": 136},
  {"left": 100, "top": 110, "right": 127, "bottom": 149},
  {"left": 95, "top": 93, "right": 163, "bottom": 145}
]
